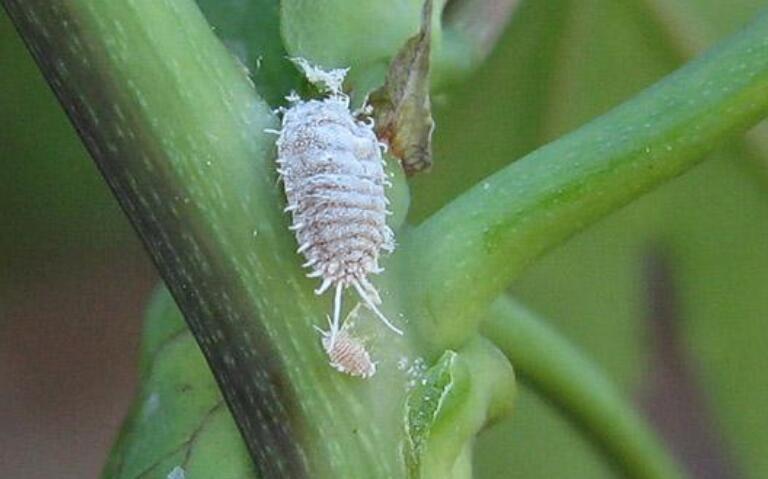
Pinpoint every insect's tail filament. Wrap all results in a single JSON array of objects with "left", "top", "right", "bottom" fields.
[
  {"left": 330, "top": 282, "right": 344, "bottom": 348},
  {"left": 351, "top": 280, "right": 403, "bottom": 336}
]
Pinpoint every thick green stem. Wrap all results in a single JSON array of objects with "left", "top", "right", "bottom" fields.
[
  {"left": 482, "top": 296, "right": 686, "bottom": 479},
  {"left": 403, "top": 11, "right": 768, "bottom": 348},
  {"left": 2, "top": 1, "right": 415, "bottom": 477}
]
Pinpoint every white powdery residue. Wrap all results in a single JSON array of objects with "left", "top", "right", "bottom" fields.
[
  {"left": 397, "top": 356, "right": 410, "bottom": 371},
  {"left": 404, "top": 357, "right": 427, "bottom": 390},
  {"left": 290, "top": 57, "right": 348, "bottom": 94},
  {"left": 167, "top": 466, "right": 185, "bottom": 479},
  {"left": 142, "top": 392, "right": 160, "bottom": 419}
]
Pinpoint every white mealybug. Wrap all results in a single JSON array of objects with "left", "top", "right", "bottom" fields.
[
  {"left": 316, "top": 313, "right": 376, "bottom": 378},
  {"left": 274, "top": 59, "right": 403, "bottom": 351}
]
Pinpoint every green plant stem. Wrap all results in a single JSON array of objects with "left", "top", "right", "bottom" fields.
[
  {"left": 2, "top": 1, "right": 415, "bottom": 477},
  {"left": 403, "top": 10, "right": 768, "bottom": 348},
  {"left": 1, "top": 1, "right": 301, "bottom": 476},
  {"left": 482, "top": 296, "right": 686, "bottom": 479}
]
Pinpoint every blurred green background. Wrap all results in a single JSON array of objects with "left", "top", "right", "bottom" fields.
[
  {"left": 2, "top": 1, "right": 768, "bottom": 478},
  {"left": 0, "top": 10, "right": 156, "bottom": 478}
]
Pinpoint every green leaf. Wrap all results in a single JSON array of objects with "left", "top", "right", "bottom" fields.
[
  {"left": 103, "top": 288, "right": 255, "bottom": 479},
  {"left": 404, "top": 338, "right": 515, "bottom": 479},
  {"left": 404, "top": 350, "right": 470, "bottom": 476}
]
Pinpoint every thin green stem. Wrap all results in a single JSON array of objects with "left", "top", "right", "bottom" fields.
[
  {"left": 482, "top": 296, "right": 686, "bottom": 479},
  {"left": 402, "top": 11, "right": 768, "bottom": 348}
]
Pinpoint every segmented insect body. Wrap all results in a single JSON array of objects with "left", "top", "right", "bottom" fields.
[
  {"left": 317, "top": 319, "right": 377, "bottom": 378},
  {"left": 275, "top": 60, "right": 402, "bottom": 349}
]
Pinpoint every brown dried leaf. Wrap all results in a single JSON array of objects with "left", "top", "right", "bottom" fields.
[{"left": 370, "top": 0, "right": 435, "bottom": 175}]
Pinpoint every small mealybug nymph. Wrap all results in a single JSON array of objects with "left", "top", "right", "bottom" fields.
[{"left": 315, "top": 314, "right": 377, "bottom": 378}]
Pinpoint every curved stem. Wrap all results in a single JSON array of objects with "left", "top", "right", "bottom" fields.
[
  {"left": 482, "top": 296, "right": 686, "bottom": 479},
  {"left": 402, "top": 10, "right": 768, "bottom": 348}
]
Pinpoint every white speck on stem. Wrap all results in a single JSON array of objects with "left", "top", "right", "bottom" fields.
[
  {"left": 167, "top": 466, "right": 185, "bottom": 479},
  {"left": 142, "top": 392, "right": 160, "bottom": 419}
]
